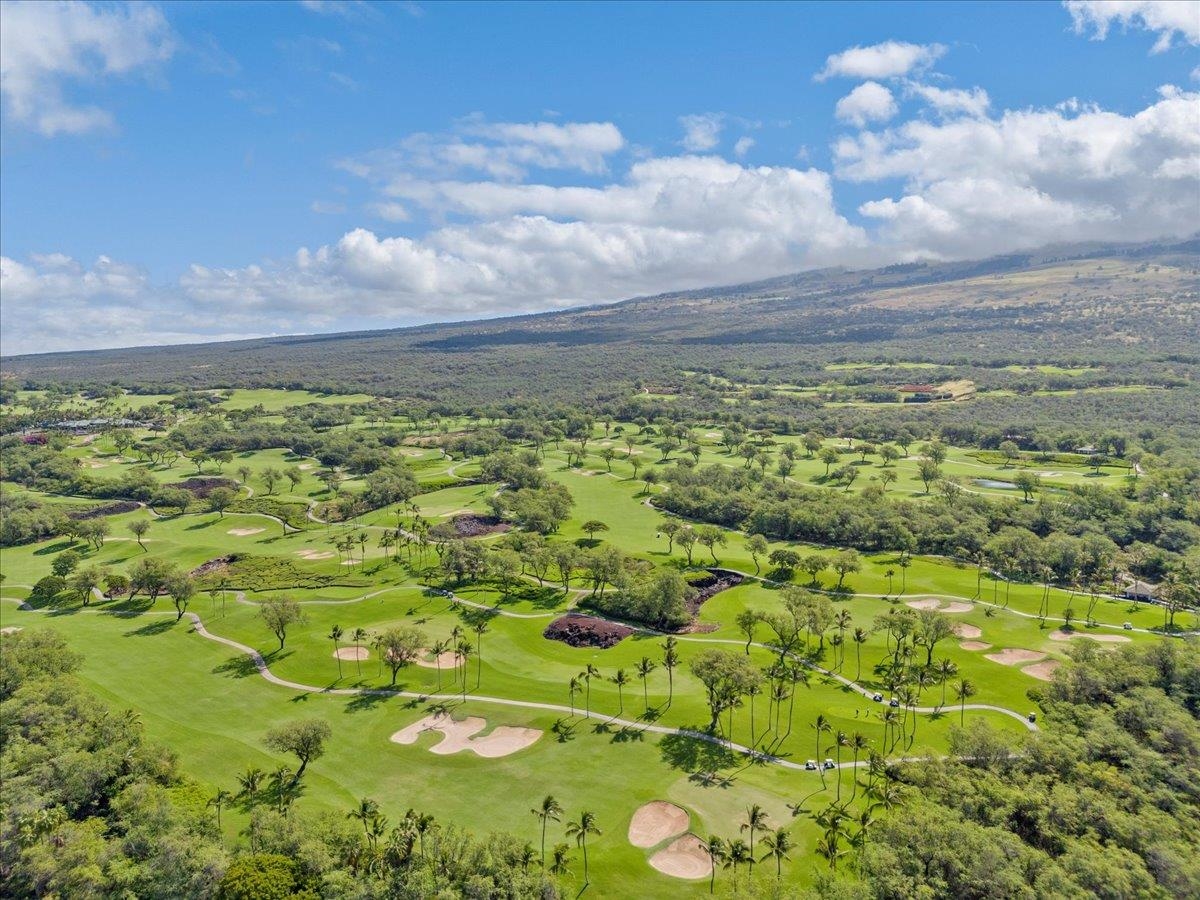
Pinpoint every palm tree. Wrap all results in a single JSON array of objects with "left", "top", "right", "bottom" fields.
[
  {"left": 741, "top": 804, "right": 769, "bottom": 873},
  {"left": 583, "top": 664, "right": 600, "bottom": 717},
  {"left": 955, "top": 677, "right": 976, "bottom": 725},
  {"left": 351, "top": 627, "right": 368, "bottom": 678},
  {"left": 456, "top": 640, "right": 473, "bottom": 700},
  {"left": 430, "top": 638, "right": 451, "bottom": 690},
  {"left": 852, "top": 627, "right": 868, "bottom": 681},
  {"left": 635, "top": 656, "right": 656, "bottom": 712},
  {"left": 237, "top": 766, "right": 266, "bottom": 801},
  {"left": 829, "top": 731, "right": 850, "bottom": 800},
  {"left": 610, "top": 668, "right": 630, "bottom": 715},
  {"left": 849, "top": 732, "right": 870, "bottom": 799},
  {"left": 811, "top": 714, "right": 832, "bottom": 786},
  {"left": 549, "top": 842, "right": 572, "bottom": 876},
  {"left": 661, "top": 636, "right": 679, "bottom": 707},
  {"left": 815, "top": 828, "right": 848, "bottom": 870},
  {"left": 329, "top": 624, "right": 344, "bottom": 679},
  {"left": 724, "top": 838, "right": 751, "bottom": 887},
  {"left": 759, "top": 827, "right": 794, "bottom": 880},
  {"left": 347, "top": 797, "right": 380, "bottom": 836},
  {"left": 703, "top": 835, "right": 727, "bottom": 894},
  {"left": 567, "top": 675, "right": 582, "bottom": 716},
  {"left": 472, "top": 620, "right": 489, "bottom": 688},
  {"left": 207, "top": 788, "right": 232, "bottom": 828},
  {"left": 531, "top": 795, "right": 563, "bottom": 868},
  {"left": 565, "top": 810, "right": 601, "bottom": 884},
  {"left": 937, "top": 658, "right": 958, "bottom": 709}
]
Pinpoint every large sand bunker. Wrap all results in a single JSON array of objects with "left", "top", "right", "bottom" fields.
[
  {"left": 413, "top": 648, "right": 463, "bottom": 669},
  {"left": 334, "top": 646, "right": 369, "bottom": 661},
  {"left": 390, "top": 713, "right": 541, "bottom": 758},
  {"left": 649, "top": 834, "right": 713, "bottom": 880},
  {"left": 959, "top": 640, "right": 992, "bottom": 651},
  {"left": 1048, "top": 630, "right": 1131, "bottom": 643},
  {"left": 905, "top": 598, "right": 941, "bottom": 610},
  {"left": 985, "top": 648, "right": 1046, "bottom": 666},
  {"left": 953, "top": 623, "right": 983, "bottom": 639},
  {"left": 941, "top": 602, "right": 974, "bottom": 613},
  {"left": 227, "top": 527, "right": 265, "bottom": 537},
  {"left": 295, "top": 549, "right": 336, "bottom": 560},
  {"left": 628, "top": 802, "right": 689, "bottom": 848},
  {"left": 906, "top": 598, "right": 975, "bottom": 614},
  {"left": 1024, "top": 660, "right": 1062, "bottom": 681}
]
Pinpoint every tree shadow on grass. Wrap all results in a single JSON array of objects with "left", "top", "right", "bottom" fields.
[
  {"left": 659, "top": 729, "right": 738, "bottom": 773},
  {"left": 343, "top": 690, "right": 397, "bottom": 714},
  {"left": 610, "top": 725, "right": 645, "bottom": 744},
  {"left": 124, "top": 618, "right": 176, "bottom": 637},
  {"left": 213, "top": 654, "right": 262, "bottom": 679}
]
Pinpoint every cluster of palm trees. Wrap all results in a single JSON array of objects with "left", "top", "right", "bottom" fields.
[
  {"left": 530, "top": 796, "right": 600, "bottom": 883},
  {"left": 326, "top": 622, "right": 480, "bottom": 692},
  {"left": 702, "top": 804, "right": 794, "bottom": 893},
  {"left": 566, "top": 638, "right": 680, "bottom": 719},
  {"left": 808, "top": 758, "right": 905, "bottom": 873}
]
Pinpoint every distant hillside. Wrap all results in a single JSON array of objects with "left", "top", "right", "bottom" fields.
[{"left": 3, "top": 237, "right": 1198, "bottom": 434}]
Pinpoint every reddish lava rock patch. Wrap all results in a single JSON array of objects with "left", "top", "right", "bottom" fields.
[
  {"left": 68, "top": 500, "right": 141, "bottom": 520},
  {"left": 685, "top": 569, "right": 744, "bottom": 617},
  {"left": 451, "top": 514, "right": 510, "bottom": 538},
  {"left": 544, "top": 614, "right": 634, "bottom": 649},
  {"left": 190, "top": 555, "right": 239, "bottom": 578}
]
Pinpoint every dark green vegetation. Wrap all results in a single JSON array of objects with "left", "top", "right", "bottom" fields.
[{"left": 1, "top": 240, "right": 1198, "bottom": 898}]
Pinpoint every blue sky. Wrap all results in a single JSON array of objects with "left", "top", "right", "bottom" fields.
[{"left": 1, "top": 0, "right": 1197, "bottom": 354}]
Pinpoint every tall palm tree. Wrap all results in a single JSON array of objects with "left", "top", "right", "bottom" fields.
[
  {"left": 723, "top": 838, "right": 751, "bottom": 888},
  {"left": 833, "top": 610, "right": 852, "bottom": 669},
  {"left": 583, "top": 664, "right": 600, "bottom": 717},
  {"left": 829, "top": 731, "right": 850, "bottom": 800},
  {"left": 237, "top": 766, "right": 266, "bottom": 801},
  {"left": 759, "top": 827, "right": 794, "bottom": 880},
  {"left": 457, "top": 640, "right": 473, "bottom": 700},
  {"left": 567, "top": 675, "right": 582, "bottom": 716},
  {"left": 661, "top": 637, "right": 679, "bottom": 707},
  {"left": 531, "top": 795, "right": 563, "bottom": 868},
  {"left": 207, "top": 789, "right": 232, "bottom": 828},
  {"left": 565, "top": 810, "right": 601, "bottom": 884},
  {"left": 347, "top": 797, "right": 380, "bottom": 836},
  {"left": 328, "top": 624, "right": 344, "bottom": 679},
  {"left": 610, "top": 668, "right": 630, "bottom": 715},
  {"left": 770, "top": 682, "right": 789, "bottom": 735},
  {"left": 955, "top": 677, "right": 976, "bottom": 725},
  {"left": 351, "top": 627, "right": 368, "bottom": 677},
  {"left": 703, "top": 835, "right": 727, "bottom": 894},
  {"left": 472, "top": 620, "right": 489, "bottom": 688},
  {"left": 635, "top": 656, "right": 656, "bottom": 712},
  {"left": 937, "top": 658, "right": 958, "bottom": 708},
  {"left": 430, "top": 638, "right": 451, "bottom": 690},
  {"left": 740, "top": 804, "right": 769, "bottom": 873},
  {"left": 852, "top": 628, "right": 868, "bottom": 681},
  {"left": 811, "top": 714, "right": 831, "bottom": 786},
  {"left": 849, "top": 732, "right": 870, "bottom": 799}
]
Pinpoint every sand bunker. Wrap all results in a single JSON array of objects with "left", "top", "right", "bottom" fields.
[
  {"left": 1024, "top": 660, "right": 1062, "bottom": 681},
  {"left": 905, "top": 598, "right": 942, "bottom": 610},
  {"left": 1048, "top": 630, "right": 1131, "bottom": 643},
  {"left": 297, "top": 463, "right": 314, "bottom": 470},
  {"left": 649, "top": 834, "right": 712, "bottom": 880},
  {"left": 985, "top": 648, "right": 1046, "bottom": 666},
  {"left": 413, "top": 649, "right": 463, "bottom": 669},
  {"left": 227, "top": 527, "right": 265, "bottom": 536},
  {"left": 295, "top": 549, "right": 336, "bottom": 560},
  {"left": 390, "top": 713, "right": 541, "bottom": 758},
  {"left": 1, "top": 626, "right": 23, "bottom": 636},
  {"left": 334, "top": 646, "right": 369, "bottom": 661},
  {"left": 628, "top": 802, "right": 690, "bottom": 848},
  {"left": 953, "top": 623, "right": 983, "bottom": 639},
  {"left": 959, "top": 640, "right": 992, "bottom": 651},
  {"left": 941, "top": 602, "right": 974, "bottom": 613}
]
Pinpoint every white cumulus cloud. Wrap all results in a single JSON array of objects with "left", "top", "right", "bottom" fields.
[
  {"left": 0, "top": 0, "right": 174, "bottom": 136},
  {"left": 1064, "top": 0, "right": 1200, "bottom": 52},
  {"left": 816, "top": 40, "right": 946, "bottom": 81},
  {"left": 835, "top": 82, "right": 899, "bottom": 127},
  {"left": 678, "top": 113, "right": 725, "bottom": 151}
]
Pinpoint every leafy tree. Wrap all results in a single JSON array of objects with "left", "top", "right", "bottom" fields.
[
  {"left": 264, "top": 719, "right": 332, "bottom": 782},
  {"left": 378, "top": 625, "right": 427, "bottom": 685},
  {"left": 259, "top": 597, "right": 305, "bottom": 651}
]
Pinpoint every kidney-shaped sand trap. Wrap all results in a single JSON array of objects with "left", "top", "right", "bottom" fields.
[
  {"left": 1048, "top": 630, "right": 1131, "bottom": 643},
  {"left": 906, "top": 598, "right": 974, "bottom": 614},
  {"left": 959, "top": 640, "right": 992, "bottom": 651},
  {"left": 390, "top": 712, "right": 541, "bottom": 758},
  {"left": 953, "top": 623, "right": 983, "bottom": 639},
  {"left": 649, "top": 834, "right": 713, "bottom": 880},
  {"left": 628, "top": 801, "right": 690, "bottom": 848},
  {"left": 413, "top": 649, "right": 464, "bottom": 669},
  {"left": 985, "top": 648, "right": 1046, "bottom": 666},
  {"left": 334, "top": 646, "right": 369, "bottom": 661}
]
